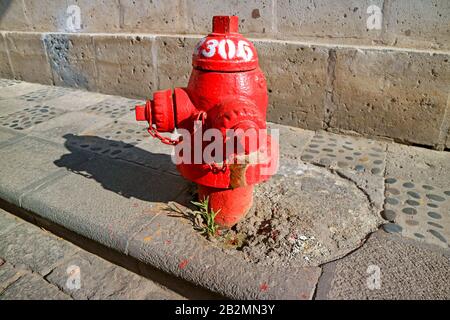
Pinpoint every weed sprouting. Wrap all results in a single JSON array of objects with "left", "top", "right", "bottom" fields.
[{"left": 191, "top": 197, "right": 220, "bottom": 238}]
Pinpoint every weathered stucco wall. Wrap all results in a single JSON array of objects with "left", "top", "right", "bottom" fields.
[{"left": 0, "top": 0, "right": 449, "bottom": 149}]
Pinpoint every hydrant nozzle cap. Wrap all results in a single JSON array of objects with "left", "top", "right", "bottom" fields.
[
  {"left": 212, "top": 16, "right": 239, "bottom": 34},
  {"left": 135, "top": 101, "right": 151, "bottom": 122}
]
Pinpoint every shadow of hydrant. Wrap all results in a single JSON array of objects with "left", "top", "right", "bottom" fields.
[{"left": 54, "top": 133, "right": 194, "bottom": 205}]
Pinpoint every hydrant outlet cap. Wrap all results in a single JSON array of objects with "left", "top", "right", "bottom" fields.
[{"left": 192, "top": 16, "right": 259, "bottom": 72}]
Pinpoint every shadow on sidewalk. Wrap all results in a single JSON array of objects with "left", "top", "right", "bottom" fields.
[{"left": 54, "top": 133, "right": 193, "bottom": 204}]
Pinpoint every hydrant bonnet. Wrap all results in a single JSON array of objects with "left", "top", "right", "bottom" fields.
[{"left": 192, "top": 16, "right": 259, "bottom": 72}]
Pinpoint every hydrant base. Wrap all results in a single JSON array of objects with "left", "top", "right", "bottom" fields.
[{"left": 198, "top": 185, "right": 254, "bottom": 228}]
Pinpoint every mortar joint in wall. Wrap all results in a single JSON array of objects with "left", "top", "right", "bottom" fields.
[
  {"left": 435, "top": 91, "right": 450, "bottom": 151},
  {"left": 2, "top": 32, "right": 15, "bottom": 79},
  {"left": 271, "top": 0, "right": 278, "bottom": 34},
  {"left": 151, "top": 36, "right": 159, "bottom": 90},
  {"left": 324, "top": 49, "right": 337, "bottom": 129}
]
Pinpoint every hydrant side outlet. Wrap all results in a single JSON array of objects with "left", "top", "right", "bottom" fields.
[{"left": 135, "top": 15, "right": 278, "bottom": 228}]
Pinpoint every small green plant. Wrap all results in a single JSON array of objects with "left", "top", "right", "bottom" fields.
[{"left": 191, "top": 197, "right": 220, "bottom": 238}]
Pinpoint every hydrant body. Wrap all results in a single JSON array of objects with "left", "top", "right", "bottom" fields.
[{"left": 135, "top": 16, "right": 278, "bottom": 227}]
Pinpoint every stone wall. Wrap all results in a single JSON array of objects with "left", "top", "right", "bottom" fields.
[{"left": 0, "top": 0, "right": 449, "bottom": 149}]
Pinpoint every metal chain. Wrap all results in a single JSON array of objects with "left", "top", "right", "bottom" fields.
[
  {"left": 196, "top": 111, "right": 207, "bottom": 123},
  {"left": 197, "top": 112, "right": 228, "bottom": 174},
  {"left": 146, "top": 111, "right": 208, "bottom": 146},
  {"left": 147, "top": 126, "right": 180, "bottom": 145},
  {"left": 209, "top": 160, "right": 228, "bottom": 173},
  {"left": 146, "top": 111, "right": 227, "bottom": 173}
]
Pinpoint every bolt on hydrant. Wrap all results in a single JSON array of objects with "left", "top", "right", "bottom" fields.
[{"left": 135, "top": 16, "right": 278, "bottom": 227}]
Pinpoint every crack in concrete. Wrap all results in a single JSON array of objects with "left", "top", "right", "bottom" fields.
[
  {"left": 305, "top": 149, "right": 381, "bottom": 253},
  {"left": 333, "top": 169, "right": 374, "bottom": 208},
  {"left": 302, "top": 160, "right": 386, "bottom": 278},
  {"left": 304, "top": 160, "right": 375, "bottom": 209},
  {"left": 311, "top": 267, "right": 323, "bottom": 300}
]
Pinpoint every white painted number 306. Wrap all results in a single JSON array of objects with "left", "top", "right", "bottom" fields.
[{"left": 198, "top": 39, "right": 253, "bottom": 61}]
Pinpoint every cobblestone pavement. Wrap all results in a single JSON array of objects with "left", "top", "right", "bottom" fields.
[
  {"left": 0, "top": 79, "right": 449, "bottom": 299},
  {"left": 0, "top": 208, "right": 184, "bottom": 300}
]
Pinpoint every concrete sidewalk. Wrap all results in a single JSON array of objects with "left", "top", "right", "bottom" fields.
[{"left": 0, "top": 79, "right": 449, "bottom": 299}]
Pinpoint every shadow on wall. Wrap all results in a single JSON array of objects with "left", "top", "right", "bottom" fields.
[
  {"left": 0, "top": 0, "right": 12, "bottom": 21},
  {"left": 54, "top": 133, "right": 193, "bottom": 204}
]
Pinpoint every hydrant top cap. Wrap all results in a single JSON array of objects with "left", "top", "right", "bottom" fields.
[
  {"left": 192, "top": 16, "right": 259, "bottom": 72},
  {"left": 212, "top": 16, "right": 239, "bottom": 33}
]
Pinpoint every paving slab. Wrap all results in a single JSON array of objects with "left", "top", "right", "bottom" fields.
[
  {"left": 0, "top": 221, "right": 79, "bottom": 276},
  {"left": 0, "top": 209, "right": 24, "bottom": 236},
  {"left": 0, "top": 137, "right": 90, "bottom": 205},
  {"left": 0, "top": 208, "right": 185, "bottom": 300},
  {"left": 82, "top": 96, "right": 144, "bottom": 120},
  {"left": 267, "top": 122, "right": 314, "bottom": 159},
  {"left": 386, "top": 142, "right": 450, "bottom": 189},
  {"left": 21, "top": 155, "right": 189, "bottom": 253},
  {"left": 45, "top": 250, "right": 114, "bottom": 299},
  {"left": 0, "top": 79, "right": 22, "bottom": 88},
  {"left": 116, "top": 100, "right": 146, "bottom": 123},
  {"left": 0, "top": 98, "right": 41, "bottom": 117},
  {"left": 41, "top": 90, "right": 110, "bottom": 111},
  {"left": 301, "top": 131, "right": 387, "bottom": 176},
  {"left": 318, "top": 231, "right": 450, "bottom": 300},
  {"left": 28, "top": 111, "right": 113, "bottom": 144},
  {"left": 0, "top": 103, "right": 66, "bottom": 132},
  {"left": 382, "top": 177, "right": 450, "bottom": 249},
  {"left": 0, "top": 262, "right": 24, "bottom": 291},
  {"left": 79, "top": 121, "right": 178, "bottom": 175},
  {"left": 15, "top": 85, "right": 76, "bottom": 103},
  {"left": 0, "top": 82, "right": 45, "bottom": 100},
  {"left": 92, "top": 267, "right": 184, "bottom": 300},
  {"left": 127, "top": 205, "right": 321, "bottom": 300},
  {"left": 0, "top": 273, "right": 71, "bottom": 300},
  {"left": 0, "top": 126, "right": 24, "bottom": 145},
  {"left": 46, "top": 250, "right": 184, "bottom": 300}
]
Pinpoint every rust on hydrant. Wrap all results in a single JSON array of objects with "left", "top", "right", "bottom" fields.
[{"left": 135, "top": 15, "right": 278, "bottom": 227}]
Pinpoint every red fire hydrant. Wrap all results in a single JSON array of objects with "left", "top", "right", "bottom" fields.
[{"left": 135, "top": 16, "right": 278, "bottom": 227}]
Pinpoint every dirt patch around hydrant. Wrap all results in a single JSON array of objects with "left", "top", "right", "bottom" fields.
[{"left": 219, "top": 158, "right": 383, "bottom": 267}]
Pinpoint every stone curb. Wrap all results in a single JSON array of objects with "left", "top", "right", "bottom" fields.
[{"left": 11, "top": 181, "right": 321, "bottom": 299}]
